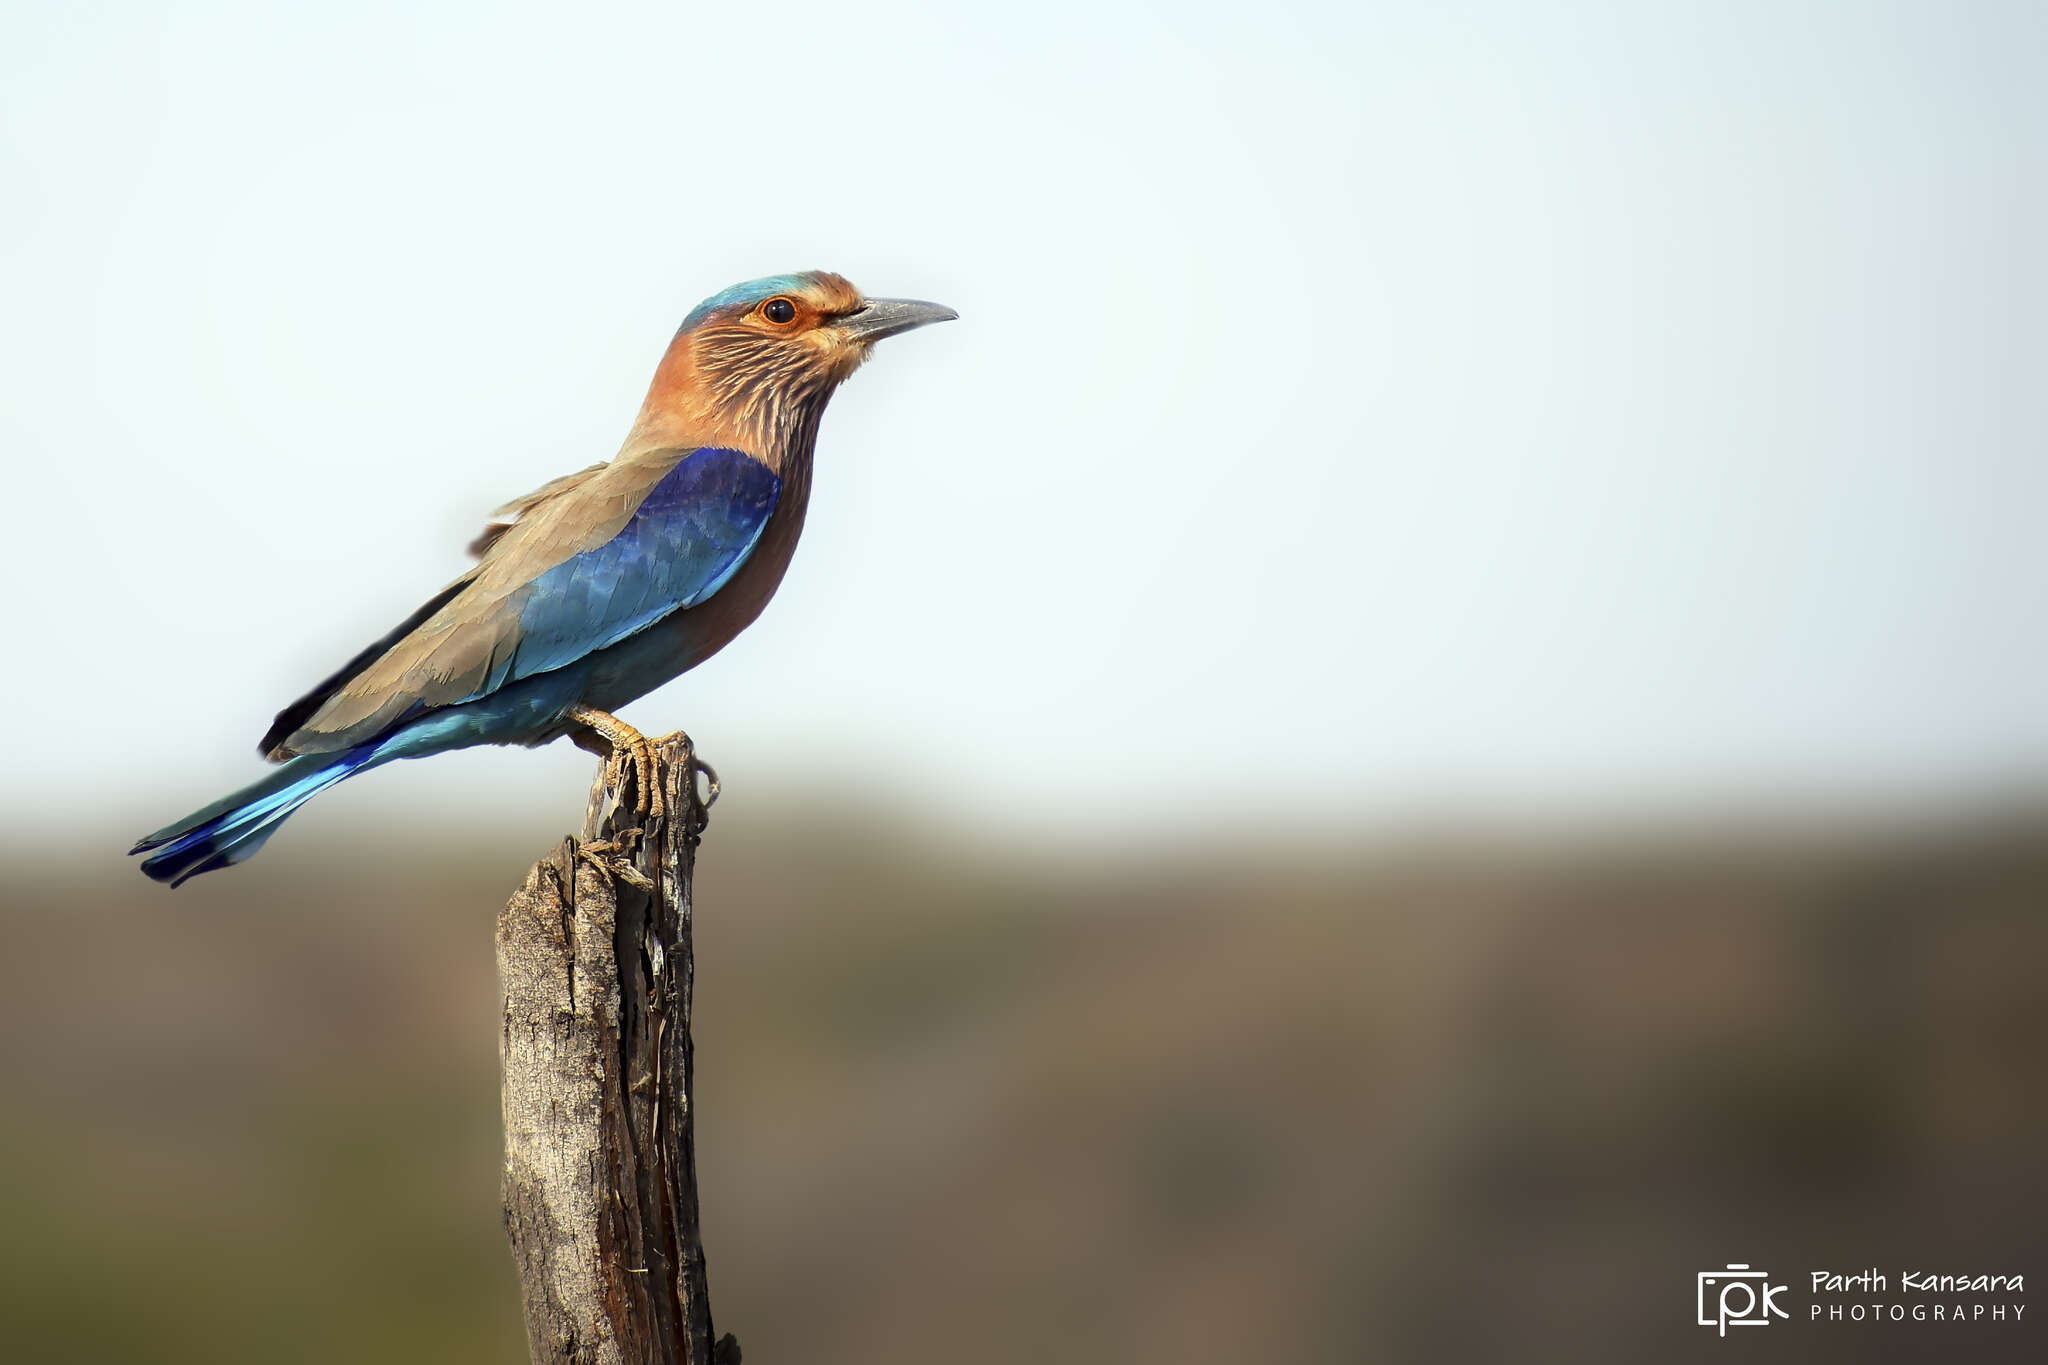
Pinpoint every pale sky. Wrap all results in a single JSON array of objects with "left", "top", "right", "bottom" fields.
[{"left": 3, "top": 1, "right": 2043, "bottom": 839}]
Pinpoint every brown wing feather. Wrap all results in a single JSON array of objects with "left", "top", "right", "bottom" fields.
[
  {"left": 266, "top": 451, "right": 687, "bottom": 758},
  {"left": 466, "top": 463, "right": 605, "bottom": 558},
  {"left": 260, "top": 575, "right": 475, "bottom": 758}
]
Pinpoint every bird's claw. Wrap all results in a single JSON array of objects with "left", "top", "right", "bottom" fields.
[
  {"left": 572, "top": 710, "right": 721, "bottom": 850},
  {"left": 569, "top": 705, "right": 662, "bottom": 820}
]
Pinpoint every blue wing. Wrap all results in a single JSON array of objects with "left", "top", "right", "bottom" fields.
[
  {"left": 503, "top": 446, "right": 781, "bottom": 682},
  {"left": 266, "top": 446, "right": 782, "bottom": 755}
]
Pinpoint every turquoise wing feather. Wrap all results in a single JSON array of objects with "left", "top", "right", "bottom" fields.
[{"left": 267, "top": 446, "right": 780, "bottom": 755}]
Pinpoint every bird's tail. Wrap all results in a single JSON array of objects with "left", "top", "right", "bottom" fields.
[{"left": 130, "top": 745, "right": 381, "bottom": 887}]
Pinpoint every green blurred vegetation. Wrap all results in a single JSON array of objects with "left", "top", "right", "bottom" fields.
[{"left": 1, "top": 800, "right": 2043, "bottom": 1363}]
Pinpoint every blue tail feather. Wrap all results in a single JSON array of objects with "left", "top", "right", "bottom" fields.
[
  {"left": 133, "top": 655, "right": 600, "bottom": 886},
  {"left": 131, "top": 745, "right": 380, "bottom": 887}
]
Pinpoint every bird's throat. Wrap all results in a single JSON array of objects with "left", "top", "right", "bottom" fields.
[{"left": 628, "top": 346, "right": 842, "bottom": 476}]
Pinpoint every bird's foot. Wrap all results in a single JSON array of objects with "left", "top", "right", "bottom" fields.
[{"left": 568, "top": 705, "right": 662, "bottom": 820}]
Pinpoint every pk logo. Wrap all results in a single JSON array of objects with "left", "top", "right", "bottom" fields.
[{"left": 1697, "top": 1264, "right": 1789, "bottom": 1336}]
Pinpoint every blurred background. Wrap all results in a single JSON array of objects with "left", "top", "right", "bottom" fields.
[{"left": 2, "top": 1, "right": 2043, "bottom": 1361}]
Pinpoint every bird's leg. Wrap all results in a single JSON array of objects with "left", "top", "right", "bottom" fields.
[
  {"left": 568, "top": 726, "right": 632, "bottom": 801},
  {"left": 567, "top": 705, "right": 661, "bottom": 821}
]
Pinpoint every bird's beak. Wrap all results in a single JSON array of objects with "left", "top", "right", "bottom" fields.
[{"left": 836, "top": 297, "right": 959, "bottom": 343}]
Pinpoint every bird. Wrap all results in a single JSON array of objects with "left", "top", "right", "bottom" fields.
[{"left": 132, "top": 271, "right": 956, "bottom": 886}]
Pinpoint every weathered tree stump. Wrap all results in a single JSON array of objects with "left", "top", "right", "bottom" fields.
[{"left": 497, "top": 732, "right": 738, "bottom": 1365}]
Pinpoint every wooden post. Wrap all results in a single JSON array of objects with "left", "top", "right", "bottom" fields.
[{"left": 496, "top": 732, "right": 739, "bottom": 1365}]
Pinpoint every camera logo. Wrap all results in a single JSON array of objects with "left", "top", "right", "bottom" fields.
[{"left": 1697, "top": 1265, "right": 1789, "bottom": 1336}]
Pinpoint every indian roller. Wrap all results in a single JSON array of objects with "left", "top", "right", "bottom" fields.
[{"left": 133, "top": 272, "right": 956, "bottom": 885}]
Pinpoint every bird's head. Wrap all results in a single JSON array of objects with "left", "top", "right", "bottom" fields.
[{"left": 631, "top": 271, "right": 956, "bottom": 463}]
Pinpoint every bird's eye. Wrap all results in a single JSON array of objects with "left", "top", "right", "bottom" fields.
[{"left": 761, "top": 297, "right": 797, "bottom": 325}]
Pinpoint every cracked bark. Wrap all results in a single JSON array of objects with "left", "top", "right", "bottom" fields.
[{"left": 498, "top": 733, "right": 738, "bottom": 1365}]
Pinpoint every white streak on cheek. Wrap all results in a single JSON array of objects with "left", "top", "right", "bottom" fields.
[{"left": 810, "top": 330, "right": 867, "bottom": 381}]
